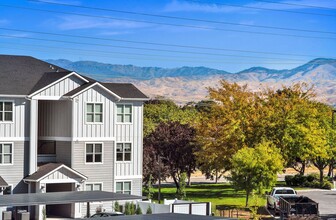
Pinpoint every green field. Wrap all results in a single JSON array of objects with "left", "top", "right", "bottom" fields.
[{"left": 145, "top": 183, "right": 266, "bottom": 214}]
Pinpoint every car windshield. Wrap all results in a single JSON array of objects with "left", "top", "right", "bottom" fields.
[{"left": 275, "top": 189, "right": 295, "bottom": 194}]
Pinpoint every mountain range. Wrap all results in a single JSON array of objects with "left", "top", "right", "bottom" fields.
[{"left": 47, "top": 58, "right": 336, "bottom": 104}]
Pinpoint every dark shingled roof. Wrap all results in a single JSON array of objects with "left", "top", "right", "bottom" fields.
[
  {"left": 24, "top": 163, "right": 87, "bottom": 182},
  {"left": 64, "top": 82, "right": 149, "bottom": 99},
  {"left": 0, "top": 176, "right": 8, "bottom": 187},
  {"left": 101, "top": 83, "right": 148, "bottom": 99},
  {"left": 0, "top": 55, "right": 71, "bottom": 95}
]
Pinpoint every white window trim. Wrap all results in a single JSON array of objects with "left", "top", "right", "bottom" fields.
[
  {"left": 1, "top": 184, "right": 13, "bottom": 195},
  {"left": 84, "top": 142, "right": 104, "bottom": 164},
  {"left": 0, "top": 101, "right": 14, "bottom": 124},
  {"left": 115, "top": 142, "right": 132, "bottom": 163},
  {"left": 85, "top": 182, "right": 103, "bottom": 191},
  {"left": 85, "top": 102, "right": 104, "bottom": 124},
  {"left": 0, "top": 142, "right": 14, "bottom": 165},
  {"left": 115, "top": 180, "right": 132, "bottom": 195},
  {"left": 115, "top": 104, "right": 133, "bottom": 124}
]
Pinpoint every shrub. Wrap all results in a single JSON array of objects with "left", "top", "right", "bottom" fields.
[
  {"left": 124, "top": 202, "right": 131, "bottom": 215},
  {"left": 114, "top": 201, "right": 120, "bottom": 212},
  {"left": 130, "top": 202, "right": 136, "bottom": 215},
  {"left": 307, "top": 173, "right": 319, "bottom": 182},
  {"left": 321, "top": 180, "right": 333, "bottom": 190},
  {"left": 146, "top": 205, "right": 152, "bottom": 214},
  {"left": 135, "top": 205, "right": 142, "bottom": 215}
]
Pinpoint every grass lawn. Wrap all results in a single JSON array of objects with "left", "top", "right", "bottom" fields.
[{"left": 144, "top": 183, "right": 266, "bottom": 214}]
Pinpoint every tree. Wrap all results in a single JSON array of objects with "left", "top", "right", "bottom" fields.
[
  {"left": 196, "top": 81, "right": 265, "bottom": 178},
  {"left": 230, "top": 141, "right": 284, "bottom": 207},
  {"left": 144, "top": 121, "right": 197, "bottom": 192}
]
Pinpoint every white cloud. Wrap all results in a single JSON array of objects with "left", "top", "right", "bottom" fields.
[
  {"left": 0, "top": 19, "right": 10, "bottom": 25},
  {"left": 52, "top": 16, "right": 150, "bottom": 30},
  {"left": 163, "top": 0, "right": 336, "bottom": 13},
  {"left": 163, "top": 0, "right": 243, "bottom": 13}
]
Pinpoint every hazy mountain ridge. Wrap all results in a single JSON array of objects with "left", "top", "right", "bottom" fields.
[{"left": 47, "top": 58, "right": 336, "bottom": 104}]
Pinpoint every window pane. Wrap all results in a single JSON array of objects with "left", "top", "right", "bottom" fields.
[
  {"left": 95, "top": 104, "right": 102, "bottom": 113},
  {"left": 3, "top": 144, "right": 11, "bottom": 154},
  {"left": 0, "top": 113, "right": 2, "bottom": 121},
  {"left": 86, "top": 114, "right": 94, "bottom": 122},
  {"left": 3, "top": 186, "right": 11, "bottom": 195},
  {"left": 86, "top": 144, "right": 93, "bottom": 153},
  {"left": 4, "top": 102, "right": 12, "bottom": 111},
  {"left": 124, "top": 143, "right": 131, "bottom": 152},
  {"left": 116, "top": 144, "right": 123, "bottom": 152},
  {"left": 3, "top": 155, "right": 11, "bottom": 164},
  {"left": 4, "top": 112, "right": 12, "bottom": 121},
  {"left": 124, "top": 115, "right": 132, "bottom": 123},
  {"left": 87, "top": 104, "right": 94, "bottom": 113},
  {"left": 124, "top": 153, "right": 131, "bottom": 161},
  {"left": 93, "top": 184, "right": 102, "bottom": 191},
  {"left": 124, "top": 105, "right": 132, "bottom": 114},
  {"left": 117, "top": 115, "right": 123, "bottom": 123},
  {"left": 95, "top": 154, "right": 102, "bottom": 163},
  {"left": 0, "top": 102, "right": 3, "bottom": 111},
  {"left": 116, "top": 182, "right": 122, "bottom": 191},
  {"left": 0, "top": 144, "right": 2, "bottom": 153},
  {"left": 116, "top": 153, "right": 123, "bottom": 161},
  {"left": 95, "top": 114, "right": 102, "bottom": 122},
  {"left": 117, "top": 105, "right": 123, "bottom": 114},
  {"left": 95, "top": 144, "right": 102, "bottom": 153},
  {"left": 0, "top": 155, "right": 2, "bottom": 164},
  {"left": 86, "top": 154, "right": 93, "bottom": 163},
  {"left": 86, "top": 184, "right": 93, "bottom": 191},
  {"left": 124, "top": 182, "right": 131, "bottom": 191}
]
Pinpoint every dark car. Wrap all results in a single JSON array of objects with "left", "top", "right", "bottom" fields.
[{"left": 90, "top": 212, "right": 125, "bottom": 218}]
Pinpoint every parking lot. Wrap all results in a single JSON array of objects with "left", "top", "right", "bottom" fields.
[{"left": 298, "top": 190, "right": 336, "bottom": 219}]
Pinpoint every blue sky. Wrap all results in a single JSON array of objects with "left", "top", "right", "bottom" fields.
[{"left": 0, "top": 0, "right": 335, "bottom": 72}]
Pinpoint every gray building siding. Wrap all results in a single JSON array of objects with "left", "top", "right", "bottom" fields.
[
  {"left": 0, "top": 98, "right": 30, "bottom": 139},
  {"left": 0, "top": 141, "right": 29, "bottom": 194},
  {"left": 72, "top": 141, "right": 114, "bottom": 192},
  {"left": 38, "top": 100, "right": 72, "bottom": 138}
]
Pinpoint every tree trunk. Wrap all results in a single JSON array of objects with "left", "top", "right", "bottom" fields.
[
  {"left": 172, "top": 174, "right": 180, "bottom": 193},
  {"left": 301, "top": 162, "right": 306, "bottom": 175},
  {"left": 319, "top": 169, "right": 324, "bottom": 184},
  {"left": 187, "top": 172, "right": 191, "bottom": 186},
  {"left": 245, "top": 191, "right": 249, "bottom": 207},
  {"left": 215, "top": 170, "right": 218, "bottom": 184},
  {"left": 327, "top": 161, "right": 334, "bottom": 177}
]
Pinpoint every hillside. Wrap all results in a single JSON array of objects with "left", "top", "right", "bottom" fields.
[{"left": 47, "top": 58, "right": 336, "bottom": 104}]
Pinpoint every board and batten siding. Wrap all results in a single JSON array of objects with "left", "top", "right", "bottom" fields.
[
  {"left": 0, "top": 141, "right": 29, "bottom": 194},
  {"left": 72, "top": 86, "right": 116, "bottom": 138},
  {"left": 38, "top": 100, "right": 72, "bottom": 137},
  {"left": 34, "top": 75, "right": 85, "bottom": 97},
  {"left": 0, "top": 98, "right": 30, "bottom": 138},
  {"left": 115, "top": 101, "right": 143, "bottom": 178}
]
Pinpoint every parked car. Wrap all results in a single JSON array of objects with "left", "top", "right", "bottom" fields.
[
  {"left": 90, "top": 212, "right": 125, "bottom": 218},
  {"left": 266, "top": 187, "right": 297, "bottom": 212}
]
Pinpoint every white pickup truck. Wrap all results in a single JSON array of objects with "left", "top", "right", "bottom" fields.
[{"left": 266, "top": 187, "right": 297, "bottom": 211}]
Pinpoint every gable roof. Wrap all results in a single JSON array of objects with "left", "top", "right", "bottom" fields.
[
  {"left": 0, "top": 55, "right": 148, "bottom": 100},
  {"left": 0, "top": 176, "right": 8, "bottom": 188},
  {"left": 24, "top": 163, "right": 87, "bottom": 182},
  {"left": 0, "top": 55, "right": 71, "bottom": 95}
]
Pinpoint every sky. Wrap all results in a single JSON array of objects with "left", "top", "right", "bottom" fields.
[{"left": 0, "top": 0, "right": 335, "bottom": 72}]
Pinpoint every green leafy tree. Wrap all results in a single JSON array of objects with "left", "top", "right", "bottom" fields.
[
  {"left": 146, "top": 205, "right": 153, "bottom": 214},
  {"left": 177, "top": 172, "right": 187, "bottom": 200},
  {"left": 135, "top": 205, "right": 142, "bottom": 215},
  {"left": 230, "top": 141, "right": 284, "bottom": 207}
]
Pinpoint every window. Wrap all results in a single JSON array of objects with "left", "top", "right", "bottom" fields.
[
  {"left": 116, "top": 104, "right": 132, "bottom": 123},
  {"left": 0, "top": 102, "right": 13, "bottom": 122},
  {"left": 116, "top": 181, "right": 131, "bottom": 194},
  {"left": 86, "top": 143, "right": 102, "bottom": 163},
  {"left": 2, "top": 185, "right": 12, "bottom": 195},
  {"left": 86, "top": 103, "right": 103, "bottom": 123},
  {"left": 86, "top": 183, "right": 102, "bottom": 191},
  {"left": 116, "top": 143, "right": 131, "bottom": 162},
  {"left": 38, "top": 141, "right": 56, "bottom": 155},
  {"left": 0, "top": 143, "right": 13, "bottom": 164}
]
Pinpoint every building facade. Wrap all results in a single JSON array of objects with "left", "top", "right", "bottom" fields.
[{"left": 0, "top": 55, "right": 148, "bottom": 219}]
